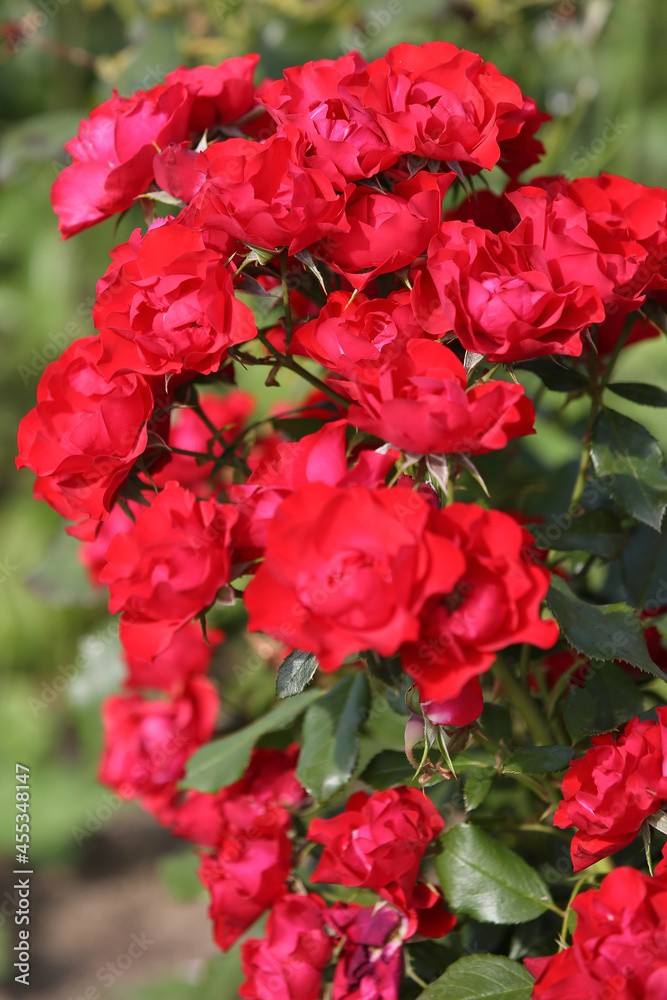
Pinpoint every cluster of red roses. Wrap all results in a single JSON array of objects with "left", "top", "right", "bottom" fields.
[
  {"left": 15, "top": 41, "right": 667, "bottom": 999},
  {"left": 554, "top": 708, "right": 667, "bottom": 872},
  {"left": 528, "top": 866, "right": 667, "bottom": 999}
]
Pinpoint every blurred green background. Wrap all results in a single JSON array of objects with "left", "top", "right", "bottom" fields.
[{"left": 1, "top": 0, "right": 667, "bottom": 995}]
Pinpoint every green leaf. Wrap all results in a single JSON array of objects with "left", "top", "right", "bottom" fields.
[
  {"left": 137, "top": 190, "right": 185, "bottom": 207},
  {"left": 479, "top": 703, "right": 512, "bottom": 746},
  {"left": 532, "top": 507, "right": 626, "bottom": 560},
  {"left": 607, "top": 382, "right": 667, "bottom": 407},
  {"left": 276, "top": 650, "right": 319, "bottom": 699},
  {"left": 503, "top": 746, "right": 575, "bottom": 774},
  {"left": 359, "top": 750, "right": 415, "bottom": 790},
  {"left": 515, "top": 357, "right": 587, "bottom": 392},
  {"left": 450, "top": 748, "right": 498, "bottom": 772},
  {"left": 435, "top": 824, "right": 554, "bottom": 924},
  {"left": 464, "top": 770, "right": 495, "bottom": 811},
  {"left": 297, "top": 673, "right": 370, "bottom": 802},
  {"left": 416, "top": 954, "right": 534, "bottom": 1000},
  {"left": 563, "top": 661, "right": 644, "bottom": 741},
  {"left": 621, "top": 523, "right": 667, "bottom": 608},
  {"left": 590, "top": 408, "right": 667, "bottom": 530},
  {"left": 183, "top": 690, "right": 320, "bottom": 792},
  {"left": 545, "top": 574, "right": 667, "bottom": 680}
]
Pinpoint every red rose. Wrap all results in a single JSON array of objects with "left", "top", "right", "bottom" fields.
[
  {"left": 314, "top": 171, "right": 453, "bottom": 290},
  {"left": 343, "top": 338, "right": 535, "bottom": 454},
  {"left": 343, "top": 42, "right": 526, "bottom": 171},
  {"left": 199, "top": 808, "right": 293, "bottom": 950},
  {"left": 259, "top": 52, "right": 400, "bottom": 184},
  {"left": 244, "top": 483, "right": 466, "bottom": 671},
  {"left": 526, "top": 866, "right": 667, "bottom": 999},
  {"left": 152, "top": 143, "right": 205, "bottom": 203},
  {"left": 164, "top": 55, "right": 260, "bottom": 134},
  {"left": 51, "top": 82, "right": 192, "bottom": 238},
  {"left": 99, "top": 482, "right": 237, "bottom": 659},
  {"left": 186, "top": 128, "right": 352, "bottom": 255},
  {"left": 170, "top": 746, "right": 305, "bottom": 848},
  {"left": 566, "top": 172, "right": 667, "bottom": 295},
  {"left": 326, "top": 903, "right": 404, "bottom": 1000},
  {"left": 78, "top": 499, "right": 137, "bottom": 585},
  {"left": 308, "top": 787, "right": 444, "bottom": 903},
  {"left": 293, "top": 289, "right": 424, "bottom": 376},
  {"left": 228, "top": 421, "right": 397, "bottom": 561},
  {"left": 240, "top": 893, "right": 333, "bottom": 1000},
  {"left": 98, "top": 676, "right": 218, "bottom": 810},
  {"left": 400, "top": 883, "right": 457, "bottom": 940},
  {"left": 508, "top": 185, "right": 648, "bottom": 313},
  {"left": 553, "top": 709, "right": 667, "bottom": 871},
  {"left": 94, "top": 219, "right": 256, "bottom": 379},
  {"left": 16, "top": 335, "right": 153, "bottom": 539},
  {"left": 411, "top": 217, "right": 605, "bottom": 362},
  {"left": 123, "top": 621, "right": 224, "bottom": 693},
  {"left": 401, "top": 504, "right": 558, "bottom": 702}
]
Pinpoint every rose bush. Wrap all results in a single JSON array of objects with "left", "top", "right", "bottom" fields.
[{"left": 17, "top": 42, "right": 667, "bottom": 1000}]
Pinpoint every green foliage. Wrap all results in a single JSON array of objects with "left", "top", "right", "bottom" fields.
[
  {"left": 590, "top": 408, "right": 667, "bottom": 530},
  {"left": 184, "top": 689, "right": 319, "bottom": 791},
  {"left": 545, "top": 574, "right": 667, "bottom": 679},
  {"left": 503, "top": 746, "right": 575, "bottom": 774},
  {"left": 435, "top": 824, "right": 554, "bottom": 925},
  {"left": 533, "top": 508, "right": 626, "bottom": 560},
  {"left": 563, "top": 662, "right": 644, "bottom": 742},
  {"left": 607, "top": 382, "right": 667, "bottom": 407},
  {"left": 297, "top": 672, "right": 370, "bottom": 802},
  {"left": 416, "top": 954, "right": 534, "bottom": 1000},
  {"left": 276, "top": 649, "right": 319, "bottom": 698}
]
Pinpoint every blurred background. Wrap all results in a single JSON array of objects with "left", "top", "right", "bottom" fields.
[{"left": 2, "top": 0, "right": 667, "bottom": 996}]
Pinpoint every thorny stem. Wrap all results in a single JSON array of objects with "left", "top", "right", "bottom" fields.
[
  {"left": 255, "top": 332, "right": 350, "bottom": 406},
  {"left": 569, "top": 321, "right": 631, "bottom": 507},
  {"left": 478, "top": 362, "right": 504, "bottom": 383},
  {"left": 280, "top": 251, "right": 294, "bottom": 350}
]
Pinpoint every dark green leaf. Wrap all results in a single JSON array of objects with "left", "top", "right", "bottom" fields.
[
  {"left": 183, "top": 690, "right": 319, "bottom": 792},
  {"left": 465, "top": 770, "right": 495, "bottom": 811},
  {"left": 532, "top": 507, "right": 626, "bottom": 560},
  {"left": 479, "top": 703, "right": 512, "bottom": 746},
  {"left": 435, "top": 824, "right": 553, "bottom": 924},
  {"left": 503, "top": 746, "right": 575, "bottom": 774},
  {"left": 359, "top": 749, "right": 415, "bottom": 790},
  {"left": 515, "top": 358, "right": 587, "bottom": 392},
  {"left": 563, "top": 661, "right": 644, "bottom": 741},
  {"left": 416, "top": 954, "right": 534, "bottom": 1000},
  {"left": 621, "top": 523, "right": 667, "bottom": 608},
  {"left": 590, "top": 408, "right": 667, "bottom": 530},
  {"left": 276, "top": 650, "right": 319, "bottom": 699},
  {"left": 607, "top": 382, "right": 667, "bottom": 407},
  {"left": 450, "top": 748, "right": 498, "bottom": 772},
  {"left": 297, "top": 673, "right": 370, "bottom": 802},
  {"left": 545, "top": 574, "right": 667, "bottom": 679}
]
